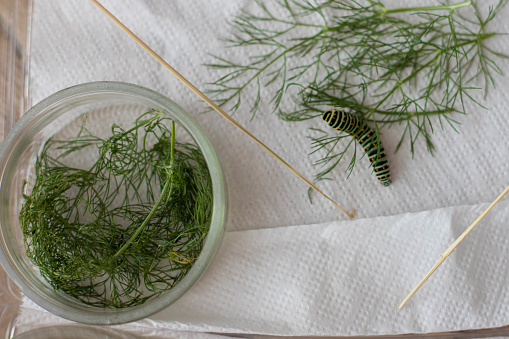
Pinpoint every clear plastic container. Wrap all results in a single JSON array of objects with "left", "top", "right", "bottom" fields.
[{"left": 0, "top": 81, "right": 227, "bottom": 325}]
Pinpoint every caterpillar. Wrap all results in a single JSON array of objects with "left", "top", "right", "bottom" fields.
[{"left": 322, "top": 109, "right": 391, "bottom": 186}]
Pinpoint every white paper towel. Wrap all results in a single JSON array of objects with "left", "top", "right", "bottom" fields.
[
  {"left": 15, "top": 0, "right": 509, "bottom": 336},
  {"left": 148, "top": 199, "right": 509, "bottom": 336},
  {"left": 17, "top": 199, "right": 509, "bottom": 336}
]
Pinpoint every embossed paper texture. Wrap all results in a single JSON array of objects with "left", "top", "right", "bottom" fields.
[{"left": 17, "top": 0, "right": 509, "bottom": 336}]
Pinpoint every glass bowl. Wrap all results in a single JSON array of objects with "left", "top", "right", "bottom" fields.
[{"left": 0, "top": 82, "right": 227, "bottom": 324}]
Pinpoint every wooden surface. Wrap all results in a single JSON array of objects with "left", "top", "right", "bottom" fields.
[
  {"left": 0, "top": 1, "right": 30, "bottom": 338},
  {"left": 1, "top": 1, "right": 509, "bottom": 338},
  {"left": 0, "top": 0, "right": 31, "bottom": 142}
]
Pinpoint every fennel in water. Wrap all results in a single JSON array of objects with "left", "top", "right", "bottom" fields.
[{"left": 20, "top": 111, "right": 213, "bottom": 307}]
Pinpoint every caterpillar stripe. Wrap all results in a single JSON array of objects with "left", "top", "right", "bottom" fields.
[{"left": 322, "top": 109, "right": 391, "bottom": 186}]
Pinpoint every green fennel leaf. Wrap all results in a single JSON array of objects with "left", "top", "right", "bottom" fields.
[{"left": 20, "top": 111, "right": 213, "bottom": 308}]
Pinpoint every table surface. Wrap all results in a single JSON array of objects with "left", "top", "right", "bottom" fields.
[{"left": 2, "top": 0, "right": 509, "bottom": 337}]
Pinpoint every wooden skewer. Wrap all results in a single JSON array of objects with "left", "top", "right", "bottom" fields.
[
  {"left": 398, "top": 183, "right": 509, "bottom": 309},
  {"left": 89, "top": 0, "right": 355, "bottom": 218}
]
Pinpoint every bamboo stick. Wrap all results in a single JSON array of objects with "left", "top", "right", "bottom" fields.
[{"left": 398, "top": 183, "right": 509, "bottom": 309}]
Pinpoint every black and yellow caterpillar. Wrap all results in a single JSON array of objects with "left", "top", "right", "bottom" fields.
[{"left": 322, "top": 109, "right": 391, "bottom": 186}]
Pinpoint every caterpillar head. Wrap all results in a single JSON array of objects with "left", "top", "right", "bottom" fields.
[{"left": 322, "top": 109, "right": 343, "bottom": 126}]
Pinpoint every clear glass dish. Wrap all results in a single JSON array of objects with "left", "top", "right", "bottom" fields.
[{"left": 0, "top": 81, "right": 227, "bottom": 325}]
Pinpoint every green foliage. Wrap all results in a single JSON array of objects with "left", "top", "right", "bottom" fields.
[
  {"left": 207, "top": 0, "right": 507, "bottom": 184},
  {"left": 20, "top": 111, "right": 213, "bottom": 308}
]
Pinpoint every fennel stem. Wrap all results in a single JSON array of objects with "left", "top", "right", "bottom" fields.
[{"left": 111, "top": 121, "right": 176, "bottom": 261}]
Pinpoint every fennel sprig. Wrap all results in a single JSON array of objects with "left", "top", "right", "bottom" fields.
[{"left": 207, "top": 0, "right": 507, "bottom": 184}]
